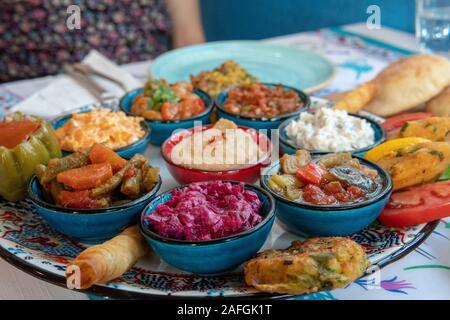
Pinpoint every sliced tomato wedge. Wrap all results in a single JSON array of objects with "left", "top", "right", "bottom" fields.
[
  {"left": 303, "top": 184, "right": 338, "bottom": 205},
  {"left": 296, "top": 163, "right": 327, "bottom": 185},
  {"left": 379, "top": 181, "right": 450, "bottom": 227},
  {"left": 382, "top": 112, "right": 433, "bottom": 132}
]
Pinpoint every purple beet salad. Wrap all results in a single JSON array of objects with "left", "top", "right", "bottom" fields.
[{"left": 146, "top": 181, "right": 263, "bottom": 241}]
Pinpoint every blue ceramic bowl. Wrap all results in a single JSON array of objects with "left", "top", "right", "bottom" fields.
[
  {"left": 215, "top": 83, "right": 310, "bottom": 132},
  {"left": 120, "top": 88, "right": 214, "bottom": 145},
  {"left": 278, "top": 111, "right": 386, "bottom": 157},
  {"left": 52, "top": 110, "right": 151, "bottom": 158},
  {"left": 139, "top": 182, "right": 276, "bottom": 275},
  {"left": 28, "top": 175, "right": 161, "bottom": 243},
  {"left": 261, "top": 156, "right": 393, "bottom": 237}
]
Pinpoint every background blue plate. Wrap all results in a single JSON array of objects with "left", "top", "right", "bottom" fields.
[{"left": 151, "top": 41, "right": 335, "bottom": 93}]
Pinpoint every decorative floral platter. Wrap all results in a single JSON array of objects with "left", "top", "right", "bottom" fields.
[{"left": 0, "top": 198, "right": 437, "bottom": 299}]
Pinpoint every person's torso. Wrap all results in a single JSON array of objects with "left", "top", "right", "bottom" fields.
[{"left": 0, "top": 0, "right": 171, "bottom": 82}]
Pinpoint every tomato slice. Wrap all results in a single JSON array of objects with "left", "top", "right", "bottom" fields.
[
  {"left": 296, "top": 163, "right": 327, "bottom": 185},
  {"left": 303, "top": 184, "right": 338, "bottom": 205},
  {"left": 382, "top": 112, "right": 433, "bottom": 132},
  {"left": 0, "top": 119, "right": 40, "bottom": 148},
  {"left": 379, "top": 181, "right": 450, "bottom": 227}
]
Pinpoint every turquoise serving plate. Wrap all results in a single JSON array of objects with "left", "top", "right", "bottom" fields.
[{"left": 151, "top": 41, "right": 335, "bottom": 93}]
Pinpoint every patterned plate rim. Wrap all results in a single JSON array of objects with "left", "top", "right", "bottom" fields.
[{"left": 0, "top": 220, "right": 439, "bottom": 300}]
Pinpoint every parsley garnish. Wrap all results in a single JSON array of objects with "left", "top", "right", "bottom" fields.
[
  {"left": 143, "top": 80, "right": 179, "bottom": 111},
  {"left": 400, "top": 122, "right": 409, "bottom": 133},
  {"left": 438, "top": 165, "right": 450, "bottom": 181}
]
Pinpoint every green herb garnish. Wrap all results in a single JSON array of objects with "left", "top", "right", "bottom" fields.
[
  {"left": 143, "top": 80, "right": 179, "bottom": 111},
  {"left": 400, "top": 122, "right": 409, "bottom": 133},
  {"left": 438, "top": 165, "right": 450, "bottom": 181}
]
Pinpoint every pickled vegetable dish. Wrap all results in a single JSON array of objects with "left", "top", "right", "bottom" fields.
[
  {"left": 131, "top": 80, "right": 205, "bottom": 121},
  {"left": 268, "top": 151, "right": 382, "bottom": 205},
  {"left": 223, "top": 83, "right": 303, "bottom": 118},
  {"left": 146, "top": 181, "right": 262, "bottom": 241},
  {"left": 36, "top": 143, "right": 160, "bottom": 209}
]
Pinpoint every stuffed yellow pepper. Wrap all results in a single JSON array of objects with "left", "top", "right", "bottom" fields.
[{"left": 0, "top": 112, "right": 61, "bottom": 202}]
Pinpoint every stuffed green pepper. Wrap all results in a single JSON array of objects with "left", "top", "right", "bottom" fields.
[{"left": 0, "top": 112, "right": 61, "bottom": 202}]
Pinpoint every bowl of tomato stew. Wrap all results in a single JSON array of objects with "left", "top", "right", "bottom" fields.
[
  {"left": 215, "top": 83, "right": 310, "bottom": 131},
  {"left": 28, "top": 145, "right": 161, "bottom": 243},
  {"left": 261, "top": 151, "right": 392, "bottom": 236},
  {"left": 120, "top": 80, "right": 214, "bottom": 145}
]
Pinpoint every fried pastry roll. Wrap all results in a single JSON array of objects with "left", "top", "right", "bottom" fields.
[
  {"left": 66, "top": 225, "right": 148, "bottom": 289},
  {"left": 333, "top": 80, "right": 378, "bottom": 113}
]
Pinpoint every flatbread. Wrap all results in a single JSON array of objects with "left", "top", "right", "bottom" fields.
[
  {"left": 364, "top": 54, "right": 450, "bottom": 117},
  {"left": 426, "top": 86, "right": 450, "bottom": 116}
]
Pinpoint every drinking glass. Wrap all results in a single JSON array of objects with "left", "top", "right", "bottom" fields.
[{"left": 416, "top": 0, "right": 450, "bottom": 57}]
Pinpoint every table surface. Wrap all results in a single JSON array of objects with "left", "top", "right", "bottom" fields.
[{"left": 1, "top": 23, "right": 449, "bottom": 300}]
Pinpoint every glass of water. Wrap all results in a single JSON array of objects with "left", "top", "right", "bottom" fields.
[{"left": 416, "top": 0, "right": 450, "bottom": 57}]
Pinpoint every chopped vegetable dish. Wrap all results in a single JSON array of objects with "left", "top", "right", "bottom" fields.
[
  {"left": 268, "top": 151, "right": 382, "bottom": 205},
  {"left": 36, "top": 144, "right": 159, "bottom": 209},
  {"left": 223, "top": 83, "right": 303, "bottom": 118},
  {"left": 131, "top": 80, "right": 205, "bottom": 121}
]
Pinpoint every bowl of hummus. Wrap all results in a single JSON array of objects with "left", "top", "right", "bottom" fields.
[
  {"left": 161, "top": 119, "right": 272, "bottom": 184},
  {"left": 279, "top": 108, "right": 386, "bottom": 157}
]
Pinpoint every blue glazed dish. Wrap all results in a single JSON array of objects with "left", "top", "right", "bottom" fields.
[
  {"left": 215, "top": 84, "right": 310, "bottom": 132},
  {"left": 52, "top": 110, "right": 152, "bottom": 159},
  {"left": 119, "top": 88, "right": 214, "bottom": 145},
  {"left": 261, "top": 156, "right": 393, "bottom": 237},
  {"left": 151, "top": 41, "right": 336, "bottom": 92},
  {"left": 139, "top": 182, "right": 276, "bottom": 275},
  {"left": 278, "top": 111, "right": 386, "bottom": 157},
  {"left": 28, "top": 175, "right": 161, "bottom": 243}
]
